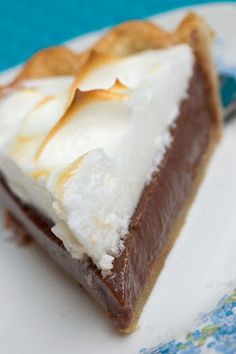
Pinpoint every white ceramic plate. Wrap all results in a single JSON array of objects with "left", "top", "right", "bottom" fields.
[{"left": 0, "top": 3, "right": 236, "bottom": 354}]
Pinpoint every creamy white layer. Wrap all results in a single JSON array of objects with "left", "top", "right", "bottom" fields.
[{"left": 0, "top": 45, "right": 194, "bottom": 272}]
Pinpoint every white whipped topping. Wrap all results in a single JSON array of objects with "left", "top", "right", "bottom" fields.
[{"left": 0, "top": 45, "right": 194, "bottom": 272}]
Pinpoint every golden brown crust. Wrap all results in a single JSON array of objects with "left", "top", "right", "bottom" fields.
[{"left": 13, "top": 47, "right": 89, "bottom": 83}]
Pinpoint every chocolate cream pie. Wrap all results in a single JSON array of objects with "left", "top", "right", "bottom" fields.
[{"left": 0, "top": 13, "right": 222, "bottom": 332}]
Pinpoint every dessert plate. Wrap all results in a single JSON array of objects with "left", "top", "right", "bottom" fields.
[{"left": 0, "top": 3, "right": 235, "bottom": 353}]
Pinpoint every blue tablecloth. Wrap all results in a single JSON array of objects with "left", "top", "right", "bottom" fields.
[{"left": 0, "top": 0, "right": 234, "bottom": 71}]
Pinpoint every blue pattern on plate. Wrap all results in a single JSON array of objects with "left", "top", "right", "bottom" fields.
[{"left": 140, "top": 290, "right": 236, "bottom": 354}]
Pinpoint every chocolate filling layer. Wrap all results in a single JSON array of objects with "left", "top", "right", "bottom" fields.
[{"left": 0, "top": 63, "right": 217, "bottom": 330}]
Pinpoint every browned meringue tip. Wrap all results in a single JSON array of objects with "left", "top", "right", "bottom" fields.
[
  {"left": 35, "top": 87, "right": 128, "bottom": 161},
  {"left": 70, "top": 50, "right": 122, "bottom": 95},
  {"left": 110, "top": 79, "right": 128, "bottom": 91},
  {"left": 31, "top": 169, "right": 50, "bottom": 180}
]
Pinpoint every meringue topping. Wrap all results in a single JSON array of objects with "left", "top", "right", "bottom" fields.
[{"left": 0, "top": 45, "right": 194, "bottom": 272}]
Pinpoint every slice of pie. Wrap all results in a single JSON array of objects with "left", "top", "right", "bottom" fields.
[{"left": 0, "top": 13, "right": 222, "bottom": 332}]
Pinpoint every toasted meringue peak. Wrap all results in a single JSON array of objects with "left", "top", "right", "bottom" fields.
[
  {"left": 36, "top": 87, "right": 128, "bottom": 161},
  {"left": 110, "top": 79, "right": 127, "bottom": 91},
  {"left": 71, "top": 51, "right": 120, "bottom": 93},
  {"left": 31, "top": 169, "right": 50, "bottom": 180},
  {"left": 0, "top": 41, "right": 194, "bottom": 271}
]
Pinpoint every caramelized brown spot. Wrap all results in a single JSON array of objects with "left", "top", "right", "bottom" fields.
[
  {"left": 111, "top": 79, "right": 127, "bottom": 91},
  {"left": 58, "top": 154, "right": 86, "bottom": 188},
  {"left": 53, "top": 153, "right": 87, "bottom": 202},
  {"left": 33, "top": 95, "right": 54, "bottom": 109},
  {"left": 31, "top": 169, "right": 50, "bottom": 180},
  {"left": 17, "top": 135, "right": 36, "bottom": 144},
  {"left": 70, "top": 50, "right": 121, "bottom": 95},
  {"left": 10, "top": 134, "right": 39, "bottom": 158}
]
